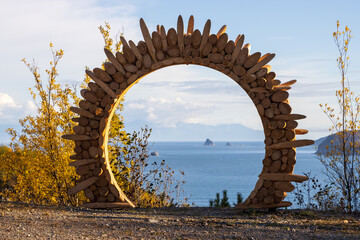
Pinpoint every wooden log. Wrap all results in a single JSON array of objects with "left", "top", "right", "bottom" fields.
[
  {"left": 79, "top": 100, "right": 91, "bottom": 110},
  {"left": 127, "top": 74, "right": 139, "bottom": 85},
  {"left": 81, "top": 202, "right": 134, "bottom": 209},
  {"left": 216, "top": 33, "right": 228, "bottom": 52},
  {"left": 246, "top": 53, "right": 275, "bottom": 76},
  {"left": 120, "top": 36, "right": 129, "bottom": 48},
  {"left": 139, "top": 18, "right": 157, "bottom": 62},
  {"left": 274, "top": 86, "right": 291, "bottom": 91},
  {"left": 93, "top": 68, "right": 112, "bottom": 83},
  {"left": 271, "top": 91, "right": 289, "bottom": 103},
  {"left": 177, "top": 15, "right": 184, "bottom": 56},
  {"left": 243, "top": 74, "right": 256, "bottom": 83},
  {"left": 199, "top": 19, "right": 211, "bottom": 56},
  {"left": 259, "top": 173, "right": 308, "bottom": 183},
  {"left": 124, "top": 64, "right": 138, "bottom": 73},
  {"left": 167, "top": 46, "right": 180, "bottom": 57},
  {"left": 295, "top": 129, "right": 308, "bottom": 135},
  {"left": 255, "top": 65, "right": 271, "bottom": 79},
  {"left": 225, "top": 41, "right": 235, "bottom": 54},
  {"left": 202, "top": 42, "right": 212, "bottom": 57},
  {"left": 269, "top": 160, "right": 281, "bottom": 173},
  {"left": 244, "top": 52, "right": 261, "bottom": 69},
  {"left": 273, "top": 114, "right": 306, "bottom": 121},
  {"left": 158, "top": 26, "right": 168, "bottom": 53},
  {"left": 278, "top": 79, "right": 297, "bottom": 86},
  {"left": 191, "top": 29, "right": 202, "bottom": 49},
  {"left": 151, "top": 31, "right": 162, "bottom": 50},
  {"left": 266, "top": 72, "right": 276, "bottom": 81},
  {"left": 123, "top": 45, "right": 136, "bottom": 64},
  {"left": 271, "top": 150, "right": 281, "bottom": 160},
  {"left": 73, "top": 125, "right": 86, "bottom": 135},
  {"left": 104, "top": 49, "right": 125, "bottom": 75},
  {"left": 208, "top": 34, "right": 217, "bottom": 45},
  {"left": 279, "top": 102, "right": 292, "bottom": 115},
  {"left": 129, "top": 40, "right": 143, "bottom": 61},
  {"left": 187, "top": 15, "right": 194, "bottom": 35},
  {"left": 264, "top": 195, "right": 275, "bottom": 204},
  {"left": 167, "top": 28, "right": 177, "bottom": 47},
  {"left": 285, "top": 129, "right": 296, "bottom": 141},
  {"left": 84, "top": 188, "right": 95, "bottom": 201},
  {"left": 273, "top": 182, "right": 295, "bottom": 192},
  {"left": 265, "top": 108, "right": 275, "bottom": 118},
  {"left": 275, "top": 190, "right": 287, "bottom": 198},
  {"left": 68, "top": 176, "right": 99, "bottom": 195},
  {"left": 137, "top": 41, "right": 147, "bottom": 55},
  {"left": 216, "top": 25, "right": 227, "bottom": 37},
  {"left": 236, "top": 43, "right": 250, "bottom": 65},
  {"left": 69, "top": 159, "right": 99, "bottom": 167},
  {"left": 62, "top": 134, "right": 91, "bottom": 141},
  {"left": 266, "top": 139, "right": 315, "bottom": 149},
  {"left": 230, "top": 34, "right": 245, "bottom": 67},
  {"left": 76, "top": 165, "right": 90, "bottom": 176},
  {"left": 208, "top": 53, "right": 224, "bottom": 64},
  {"left": 70, "top": 107, "right": 96, "bottom": 119},
  {"left": 78, "top": 117, "right": 89, "bottom": 127},
  {"left": 286, "top": 120, "right": 298, "bottom": 129},
  {"left": 104, "top": 62, "right": 116, "bottom": 75},
  {"left": 86, "top": 70, "right": 116, "bottom": 99},
  {"left": 233, "top": 64, "right": 246, "bottom": 76}
]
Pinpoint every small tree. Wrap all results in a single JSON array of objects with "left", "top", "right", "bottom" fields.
[{"left": 318, "top": 20, "right": 360, "bottom": 212}]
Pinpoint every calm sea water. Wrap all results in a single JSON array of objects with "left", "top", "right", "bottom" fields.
[{"left": 148, "top": 141, "right": 324, "bottom": 207}]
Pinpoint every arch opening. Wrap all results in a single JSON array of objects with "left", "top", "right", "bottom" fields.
[{"left": 63, "top": 15, "right": 314, "bottom": 209}]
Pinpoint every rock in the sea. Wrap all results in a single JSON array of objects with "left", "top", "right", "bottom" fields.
[
  {"left": 151, "top": 151, "right": 159, "bottom": 156},
  {"left": 204, "top": 138, "right": 215, "bottom": 146},
  {"left": 226, "top": 142, "right": 232, "bottom": 146}
]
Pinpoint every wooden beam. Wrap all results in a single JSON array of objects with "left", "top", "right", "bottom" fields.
[
  {"left": 266, "top": 140, "right": 314, "bottom": 149},
  {"left": 68, "top": 177, "right": 99, "bottom": 195},
  {"left": 139, "top": 18, "right": 157, "bottom": 62},
  {"left": 81, "top": 202, "right": 134, "bottom": 209},
  {"left": 187, "top": 15, "right": 194, "bottom": 35}
]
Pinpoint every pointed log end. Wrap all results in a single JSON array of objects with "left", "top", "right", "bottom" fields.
[
  {"left": 178, "top": 15, "right": 183, "bottom": 23},
  {"left": 205, "top": 19, "right": 211, "bottom": 29}
]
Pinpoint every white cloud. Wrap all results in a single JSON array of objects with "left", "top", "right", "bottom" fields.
[{"left": 0, "top": 93, "right": 21, "bottom": 110}]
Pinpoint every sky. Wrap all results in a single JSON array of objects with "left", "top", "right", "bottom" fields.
[{"left": 0, "top": 0, "right": 360, "bottom": 143}]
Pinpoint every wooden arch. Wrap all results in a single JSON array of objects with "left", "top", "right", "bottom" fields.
[{"left": 63, "top": 15, "right": 314, "bottom": 209}]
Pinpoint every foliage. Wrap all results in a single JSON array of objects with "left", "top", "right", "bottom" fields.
[
  {"left": 209, "top": 190, "right": 231, "bottom": 207},
  {"left": 318, "top": 20, "right": 360, "bottom": 213},
  {"left": 0, "top": 44, "right": 84, "bottom": 205}
]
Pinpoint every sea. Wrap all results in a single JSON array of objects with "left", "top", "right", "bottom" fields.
[{"left": 148, "top": 141, "right": 325, "bottom": 207}]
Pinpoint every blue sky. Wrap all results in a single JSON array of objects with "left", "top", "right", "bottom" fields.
[{"left": 0, "top": 0, "right": 360, "bottom": 143}]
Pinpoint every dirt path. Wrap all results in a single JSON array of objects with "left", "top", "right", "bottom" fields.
[{"left": 0, "top": 201, "right": 359, "bottom": 239}]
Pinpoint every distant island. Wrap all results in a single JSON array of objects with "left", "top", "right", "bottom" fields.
[
  {"left": 316, "top": 131, "right": 360, "bottom": 155},
  {"left": 204, "top": 138, "right": 215, "bottom": 146},
  {"left": 226, "top": 142, "right": 232, "bottom": 146},
  {"left": 150, "top": 151, "right": 159, "bottom": 156}
]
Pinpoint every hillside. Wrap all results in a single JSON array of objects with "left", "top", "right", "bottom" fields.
[{"left": 316, "top": 131, "right": 360, "bottom": 155}]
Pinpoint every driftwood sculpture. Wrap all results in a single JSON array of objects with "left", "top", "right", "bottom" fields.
[{"left": 62, "top": 15, "right": 314, "bottom": 209}]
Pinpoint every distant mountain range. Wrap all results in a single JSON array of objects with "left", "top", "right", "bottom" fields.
[
  {"left": 315, "top": 131, "right": 360, "bottom": 154},
  {"left": 124, "top": 121, "right": 264, "bottom": 141}
]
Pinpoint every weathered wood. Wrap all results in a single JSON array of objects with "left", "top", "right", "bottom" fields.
[
  {"left": 104, "top": 62, "right": 116, "bottom": 75},
  {"left": 286, "top": 120, "right": 298, "bottom": 130},
  {"left": 273, "top": 182, "right": 295, "bottom": 192},
  {"left": 86, "top": 70, "right": 117, "bottom": 99},
  {"left": 295, "top": 129, "right": 308, "bottom": 135},
  {"left": 116, "top": 52, "right": 127, "bottom": 65},
  {"left": 68, "top": 176, "right": 99, "bottom": 195},
  {"left": 259, "top": 173, "right": 308, "bottom": 183},
  {"left": 209, "top": 53, "right": 224, "bottom": 64},
  {"left": 81, "top": 202, "right": 134, "bottom": 209},
  {"left": 236, "top": 43, "right": 250, "bottom": 65},
  {"left": 247, "top": 53, "right": 275, "bottom": 76},
  {"left": 177, "top": 15, "right": 184, "bottom": 56},
  {"left": 266, "top": 140, "right": 315, "bottom": 149},
  {"left": 137, "top": 41, "right": 147, "bottom": 55},
  {"left": 123, "top": 45, "right": 136, "bottom": 64},
  {"left": 279, "top": 79, "right": 297, "bottom": 86},
  {"left": 200, "top": 19, "right": 211, "bottom": 56},
  {"left": 70, "top": 107, "right": 96, "bottom": 119},
  {"left": 120, "top": 36, "right": 129, "bottom": 48},
  {"left": 191, "top": 29, "right": 202, "bottom": 49},
  {"left": 129, "top": 40, "right": 143, "bottom": 61},
  {"left": 104, "top": 48, "right": 125, "bottom": 75},
  {"left": 279, "top": 102, "right": 292, "bottom": 115},
  {"left": 244, "top": 52, "right": 261, "bottom": 69},
  {"left": 139, "top": 18, "right": 157, "bottom": 62},
  {"left": 233, "top": 64, "right": 246, "bottom": 76},
  {"left": 216, "top": 33, "right": 228, "bottom": 52},
  {"left": 216, "top": 25, "right": 227, "bottom": 37},
  {"left": 230, "top": 34, "right": 244, "bottom": 66},
  {"left": 84, "top": 188, "right": 95, "bottom": 201},
  {"left": 187, "top": 15, "right": 194, "bottom": 35},
  {"left": 271, "top": 91, "right": 289, "bottom": 102},
  {"left": 269, "top": 160, "right": 281, "bottom": 173},
  {"left": 159, "top": 25, "right": 168, "bottom": 52},
  {"left": 93, "top": 68, "right": 112, "bottom": 83},
  {"left": 273, "top": 114, "right": 306, "bottom": 121},
  {"left": 69, "top": 159, "right": 99, "bottom": 167},
  {"left": 62, "top": 134, "right": 91, "bottom": 141},
  {"left": 167, "top": 28, "right": 178, "bottom": 47},
  {"left": 225, "top": 41, "right": 235, "bottom": 54}
]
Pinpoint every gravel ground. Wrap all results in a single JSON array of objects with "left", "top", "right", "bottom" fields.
[{"left": 0, "top": 201, "right": 359, "bottom": 239}]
